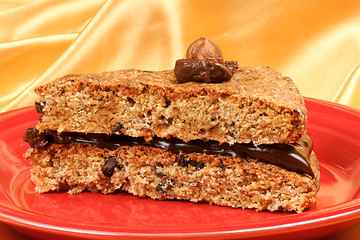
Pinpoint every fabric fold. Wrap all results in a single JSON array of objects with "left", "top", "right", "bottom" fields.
[
  {"left": 0, "top": 0, "right": 359, "bottom": 112},
  {"left": 333, "top": 64, "right": 360, "bottom": 108}
]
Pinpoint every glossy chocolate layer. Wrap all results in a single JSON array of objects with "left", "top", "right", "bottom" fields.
[
  {"left": 24, "top": 128, "right": 314, "bottom": 177},
  {"left": 174, "top": 59, "right": 229, "bottom": 83}
]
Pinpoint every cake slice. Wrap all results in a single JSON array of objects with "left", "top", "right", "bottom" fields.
[
  {"left": 23, "top": 38, "right": 320, "bottom": 213},
  {"left": 33, "top": 66, "right": 306, "bottom": 146}
]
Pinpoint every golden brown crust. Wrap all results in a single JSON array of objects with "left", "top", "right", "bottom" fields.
[
  {"left": 25, "top": 143, "right": 319, "bottom": 213},
  {"left": 34, "top": 66, "right": 306, "bottom": 145}
]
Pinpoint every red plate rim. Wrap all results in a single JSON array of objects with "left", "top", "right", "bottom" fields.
[{"left": 0, "top": 97, "right": 359, "bottom": 239}]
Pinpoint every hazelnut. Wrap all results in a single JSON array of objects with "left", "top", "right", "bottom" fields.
[
  {"left": 174, "top": 37, "right": 238, "bottom": 84},
  {"left": 186, "top": 37, "right": 224, "bottom": 64}
]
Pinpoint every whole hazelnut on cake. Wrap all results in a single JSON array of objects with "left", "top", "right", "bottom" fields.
[
  {"left": 186, "top": 37, "right": 225, "bottom": 64},
  {"left": 174, "top": 37, "right": 238, "bottom": 83}
]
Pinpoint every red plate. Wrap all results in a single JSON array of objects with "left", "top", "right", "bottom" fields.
[{"left": 0, "top": 98, "right": 360, "bottom": 240}]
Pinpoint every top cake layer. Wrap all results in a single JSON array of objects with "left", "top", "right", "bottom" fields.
[{"left": 34, "top": 66, "right": 307, "bottom": 145}]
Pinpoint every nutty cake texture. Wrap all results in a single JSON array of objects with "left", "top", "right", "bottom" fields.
[
  {"left": 26, "top": 142, "right": 319, "bottom": 213},
  {"left": 34, "top": 66, "right": 306, "bottom": 146},
  {"left": 24, "top": 38, "right": 319, "bottom": 213}
]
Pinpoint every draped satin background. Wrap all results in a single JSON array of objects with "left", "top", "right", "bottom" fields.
[
  {"left": 0, "top": 1, "right": 360, "bottom": 240},
  {"left": 0, "top": 0, "right": 360, "bottom": 113}
]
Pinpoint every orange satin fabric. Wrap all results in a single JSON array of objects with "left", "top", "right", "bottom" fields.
[
  {"left": 0, "top": 1, "right": 360, "bottom": 239},
  {"left": 0, "top": 0, "right": 359, "bottom": 113}
]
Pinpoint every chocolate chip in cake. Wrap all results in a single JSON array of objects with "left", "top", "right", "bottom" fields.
[
  {"left": 35, "top": 101, "right": 46, "bottom": 114},
  {"left": 166, "top": 182, "right": 174, "bottom": 190},
  {"left": 220, "top": 164, "right": 226, "bottom": 171},
  {"left": 102, "top": 157, "right": 120, "bottom": 177},
  {"left": 127, "top": 97, "right": 136, "bottom": 106},
  {"left": 216, "top": 158, "right": 226, "bottom": 171},
  {"left": 167, "top": 117, "right": 173, "bottom": 125},
  {"left": 111, "top": 123, "right": 123, "bottom": 133},
  {"left": 227, "top": 131, "right": 237, "bottom": 140},
  {"left": 155, "top": 166, "right": 166, "bottom": 178},
  {"left": 177, "top": 154, "right": 204, "bottom": 170},
  {"left": 156, "top": 182, "right": 165, "bottom": 192},
  {"left": 164, "top": 97, "right": 171, "bottom": 108},
  {"left": 156, "top": 180, "right": 174, "bottom": 192}
]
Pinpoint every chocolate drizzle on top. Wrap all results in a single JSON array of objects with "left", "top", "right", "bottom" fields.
[
  {"left": 24, "top": 128, "right": 314, "bottom": 177},
  {"left": 174, "top": 59, "right": 235, "bottom": 83}
]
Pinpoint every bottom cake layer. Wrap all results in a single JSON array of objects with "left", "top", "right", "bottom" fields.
[{"left": 25, "top": 143, "right": 320, "bottom": 213}]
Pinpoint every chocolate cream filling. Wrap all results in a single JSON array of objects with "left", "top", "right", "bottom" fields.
[{"left": 24, "top": 128, "right": 314, "bottom": 177}]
